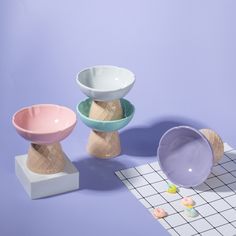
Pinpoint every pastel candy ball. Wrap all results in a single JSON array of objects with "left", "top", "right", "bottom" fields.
[
  {"left": 181, "top": 197, "right": 195, "bottom": 207},
  {"left": 153, "top": 208, "right": 168, "bottom": 219},
  {"left": 184, "top": 208, "right": 198, "bottom": 218},
  {"left": 167, "top": 184, "right": 178, "bottom": 194}
]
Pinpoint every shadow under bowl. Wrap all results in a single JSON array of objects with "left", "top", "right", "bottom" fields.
[
  {"left": 77, "top": 98, "right": 135, "bottom": 132},
  {"left": 76, "top": 65, "right": 135, "bottom": 101},
  {"left": 158, "top": 126, "right": 214, "bottom": 187},
  {"left": 12, "top": 104, "right": 77, "bottom": 144}
]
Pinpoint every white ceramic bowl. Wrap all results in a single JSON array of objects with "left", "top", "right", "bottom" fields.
[{"left": 76, "top": 65, "right": 135, "bottom": 101}]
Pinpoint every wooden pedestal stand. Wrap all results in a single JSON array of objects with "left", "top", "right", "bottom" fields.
[
  {"left": 27, "top": 143, "right": 65, "bottom": 174},
  {"left": 87, "top": 100, "right": 123, "bottom": 158},
  {"left": 200, "top": 128, "right": 224, "bottom": 164}
]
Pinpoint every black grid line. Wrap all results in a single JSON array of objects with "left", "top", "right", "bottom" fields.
[
  {"left": 116, "top": 169, "right": 236, "bottom": 235},
  {"left": 116, "top": 168, "right": 235, "bottom": 235},
  {"left": 134, "top": 165, "right": 183, "bottom": 236},
  {"left": 115, "top": 144, "right": 236, "bottom": 236}
]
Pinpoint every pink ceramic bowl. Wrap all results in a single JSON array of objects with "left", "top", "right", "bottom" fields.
[{"left": 12, "top": 104, "right": 77, "bottom": 144}]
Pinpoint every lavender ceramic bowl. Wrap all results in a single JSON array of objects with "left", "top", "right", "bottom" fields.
[
  {"left": 158, "top": 126, "right": 214, "bottom": 187},
  {"left": 12, "top": 104, "right": 77, "bottom": 144}
]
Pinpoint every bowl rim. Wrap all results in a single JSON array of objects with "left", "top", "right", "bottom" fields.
[
  {"left": 12, "top": 104, "right": 77, "bottom": 135},
  {"left": 76, "top": 65, "right": 136, "bottom": 93},
  {"left": 76, "top": 98, "right": 135, "bottom": 124},
  {"left": 157, "top": 125, "right": 214, "bottom": 187}
]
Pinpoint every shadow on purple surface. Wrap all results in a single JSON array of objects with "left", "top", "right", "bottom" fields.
[
  {"left": 120, "top": 117, "right": 205, "bottom": 157},
  {"left": 73, "top": 157, "right": 134, "bottom": 191}
]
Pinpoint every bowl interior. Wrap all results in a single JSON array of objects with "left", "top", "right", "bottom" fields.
[
  {"left": 78, "top": 98, "right": 134, "bottom": 122},
  {"left": 77, "top": 66, "right": 135, "bottom": 91},
  {"left": 13, "top": 104, "right": 76, "bottom": 134},
  {"left": 158, "top": 126, "right": 213, "bottom": 187}
]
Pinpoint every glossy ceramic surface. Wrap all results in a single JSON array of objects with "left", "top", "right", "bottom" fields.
[
  {"left": 76, "top": 65, "right": 135, "bottom": 101},
  {"left": 158, "top": 126, "right": 214, "bottom": 187},
  {"left": 12, "top": 104, "right": 77, "bottom": 144},
  {"left": 77, "top": 98, "right": 134, "bottom": 132}
]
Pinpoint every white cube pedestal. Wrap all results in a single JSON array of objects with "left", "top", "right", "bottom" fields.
[{"left": 15, "top": 154, "right": 79, "bottom": 199}]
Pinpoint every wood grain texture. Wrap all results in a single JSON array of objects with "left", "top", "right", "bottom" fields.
[
  {"left": 87, "top": 130, "right": 121, "bottom": 158},
  {"left": 200, "top": 128, "right": 224, "bottom": 163},
  {"left": 87, "top": 100, "right": 122, "bottom": 158},
  {"left": 89, "top": 100, "right": 122, "bottom": 121},
  {"left": 27, "top": 142, "right": 65, "bottom": 174}
]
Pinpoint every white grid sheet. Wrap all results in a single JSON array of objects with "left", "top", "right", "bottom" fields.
[{"left": 115, "top": 143, "right": 236, "bottom": 236}]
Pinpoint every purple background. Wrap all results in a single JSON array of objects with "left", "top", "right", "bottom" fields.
[{"left": 1, "top": 1, "right": 236, "bottom": 235}]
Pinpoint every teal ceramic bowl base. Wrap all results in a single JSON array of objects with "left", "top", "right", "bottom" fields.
[
  {"left": 77, "top": 98, "right": 135, "bottom": 158},
  {"left": 77, "top": 98, "right": 134, "bottom": 132}
]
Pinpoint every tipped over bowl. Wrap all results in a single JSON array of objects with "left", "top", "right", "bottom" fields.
[{"left": 158, "top": 126, "right": 214, "bottom": 187}]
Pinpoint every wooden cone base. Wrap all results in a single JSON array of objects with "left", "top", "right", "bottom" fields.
[
  {"left": 87, "top": 130, "right": 121, "bottom": 158},
  {"left": 89, "top": 100, "right": 122, "bottom": 120},
  {"left": 27, "top": 142, "right": 66, "bottom": 174},
  {"left": 88, "top": 99, "right": 122, "bottom": 158},
  {"left": 200, "top": 128, "right": 224, "bottom": 164}
]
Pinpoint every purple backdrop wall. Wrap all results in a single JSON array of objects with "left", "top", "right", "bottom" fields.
[{"left": 1, "top": 1, "right": 236, "bottom": 235}]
